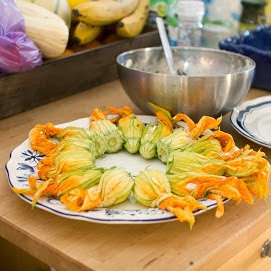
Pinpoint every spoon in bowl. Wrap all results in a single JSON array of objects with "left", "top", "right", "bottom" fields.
[{"left": 155, "top": 17, "right": 187, "bottom": 76}]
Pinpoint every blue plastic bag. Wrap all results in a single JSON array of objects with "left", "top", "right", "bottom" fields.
[{"left": 0, "top": 0, "right": 42, "bottom": 74}]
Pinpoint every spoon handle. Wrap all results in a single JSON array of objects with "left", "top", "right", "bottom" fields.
[{"left": 155, "top": 17, "right": 175, "bottom": 74}]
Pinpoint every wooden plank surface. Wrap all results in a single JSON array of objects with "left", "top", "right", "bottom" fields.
[{"left": 0, "top": 81, "right": 271, "bottom": 271}]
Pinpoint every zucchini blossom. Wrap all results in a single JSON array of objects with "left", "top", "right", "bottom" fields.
[
  {"left": 133, "top": 169, "right": 206, "bottom": 228},
  {"left": 90, "top": 119, "right": 123, "bottom": 154},
  {"left": 13, "top": 168, "right": 104, "bottom": 207},
  {"left": 157, "top": 128, "right": 192, "bottom": 163},
  {"left": 133, "top": 169, "right": 172, "bottom": 207},
  {"left": 118, "top": 113, "right": 144, "bottom": 154},
  {"left": 167, "top": 151, "right": 225, "bottom": 176},
  {"left": 54, "top": 126, "right": 92, "bottom": 140},
  {"left": 139, "top": 121, "right": 171, "bottom": 159},
  {"left": 55, "top": 137, "right": 95, "bottom": 154},
  {"left": 54, "top": 168, "right": 104, "bottom": 196},
  {"left": 46, "top": 149, "right": 96, "bottom": 179},
  {"left": 60, "top": 167, "right": 134, "bottom": 211},
  {"left": 54, "top": 126, "right": 107, "bottom": 158}
]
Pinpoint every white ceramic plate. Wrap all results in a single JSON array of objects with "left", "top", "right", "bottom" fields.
[
  {"left": 231, "top": 96, "right": 271, "bottom": 148},
  {"left": 5, "top": 116, "right": 226, "bottom": 224}
]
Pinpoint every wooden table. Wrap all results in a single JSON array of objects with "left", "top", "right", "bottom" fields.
[{"left": 1, "top": 80, "right": 271, "bottom": 271}]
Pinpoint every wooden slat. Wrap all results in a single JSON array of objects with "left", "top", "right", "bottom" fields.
[{"left": 0, "top": 29, "right": 160, "bottom": 119}]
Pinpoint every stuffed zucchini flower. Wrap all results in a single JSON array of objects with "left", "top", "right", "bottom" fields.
[
  {"left": 55, "top": 137, "right": 95, "bottom": 153},
  {"left": 90, "top": 108, "right": 124, "bottom": 153},
  {"left": 13, "top": 168, "right": 104, "bottom": 207},
  {"left": 118, "top": 113, "right": 144, "bottom": 154},
  {"left": 139, "top": 121, "right": 171, "bottom": 159},
  {"left": 133, "top": 169, "right": 206, "bottom": 228},
  {"left": 37, "top": 137, "right": 97, "bottom": 180},
  {"left": 54, "top": 168, "right": 104, "bottom": 196},
  {"left": 60, "top": 167, "right": 134, "bottom": 211},
  {"left": 157, "top": 128, "right": 192, "bottom": 163},
  {"left": 55, "top": 126, "right": 93, "bottom": 140},
  {"left": 45, "top": 149, "right": 96, "bottom": 179},
  {"left": 103, "top": 106, "right": 144, "bottom": 154},
  {"left": 29, "top": 122, "right": 63, "bottom": 155},
  {"left": 54, "top": 126, "right": 107, "bottom": 158},
  {"left": 167, "top": 172, "right": 254, "bottom": 218},
  {"left": 167, "top": 151, "right": 225, "bottom": 176}
]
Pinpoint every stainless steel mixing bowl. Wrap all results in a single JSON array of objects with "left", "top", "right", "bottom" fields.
[{"left": 116, "top": 47, "right": 256, "bottom": 121}]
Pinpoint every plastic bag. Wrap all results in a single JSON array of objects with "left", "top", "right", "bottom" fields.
[{"left": 0, "top": 0, "right": 42, "bottom": 74}]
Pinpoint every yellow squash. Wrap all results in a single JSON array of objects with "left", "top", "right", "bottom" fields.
[
  {"left": 73, "top": 0, "right": 140, "bottom": 26},
  {"left": 67, "top": 0, "right": 89, "bottom": 9},
  {"left": 72, "top": 22, "right": 102, "bottom": 45},
  {"left": 15, "top": 0, "right": 69, "bottom": 59},
  {"left": 23, "top": 0, "right": 71, "bottom": 27},
  {"left": 67, "top": 0, "right": 89, "bottom": 22},
  {"left": 116, "top": 0, "right": 149, "bottom": 38}
]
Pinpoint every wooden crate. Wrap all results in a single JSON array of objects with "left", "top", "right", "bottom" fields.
[{"left": 0, "top": 29, "right": 160, "bottom": 119}]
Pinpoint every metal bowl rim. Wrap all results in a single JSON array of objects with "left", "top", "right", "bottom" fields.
[{"left": 116, "top": 46, "right": 256, "bottom": 78}]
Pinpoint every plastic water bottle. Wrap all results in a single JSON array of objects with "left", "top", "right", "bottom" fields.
[{"left": 176, "top": 1, "right": 205, "bottom": 47}]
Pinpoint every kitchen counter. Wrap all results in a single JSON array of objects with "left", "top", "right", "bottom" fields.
[{"left": 0, "top": 80, "right": 271, "bottom": 271}]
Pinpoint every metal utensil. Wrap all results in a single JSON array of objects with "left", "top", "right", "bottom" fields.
[
  {"left": 262, "top": 239, "right": 271, "bottom": 258},
  {"left": 155, "top": 17, "right": 186, "bottom": 76}
]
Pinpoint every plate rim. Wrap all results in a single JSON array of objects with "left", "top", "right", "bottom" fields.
[{"left": 230, "top": 95, "right": 271, "bottom": 148}]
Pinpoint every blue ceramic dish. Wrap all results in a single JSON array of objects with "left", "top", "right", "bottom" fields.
[{"left": 219, "top": 25, "right": 271, "bottom": 90}]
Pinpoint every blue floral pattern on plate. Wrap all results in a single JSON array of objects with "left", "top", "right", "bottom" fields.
[{"left": 5, "top": 116, "right": 225, "bottom": 224}]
